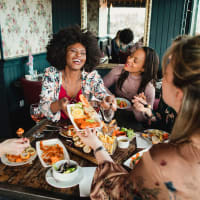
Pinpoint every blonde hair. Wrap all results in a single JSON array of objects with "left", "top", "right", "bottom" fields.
[{"left": 162, "top": 35, "right": 200, "bottom": 142}]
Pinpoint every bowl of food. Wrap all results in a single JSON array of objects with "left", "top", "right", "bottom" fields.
[
  {"left": 52, "top": 160, "right": 79, "bottom": 182},
  {"left": 117, "top": 136, "right": 130, "bottom": 149}
]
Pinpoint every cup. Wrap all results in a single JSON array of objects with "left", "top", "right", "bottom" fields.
[
  {"left": 25, "top": 75, "right": 32, "bottom": 80},
  {"left": 117, "top": 136, "right": 130, "bottom": 149}
]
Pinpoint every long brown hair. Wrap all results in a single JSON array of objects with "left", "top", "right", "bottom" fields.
[
  {"left": 117, "top": 47, "right": 159, "bottom": 94},
  {"left": 162, "top": 35, "right": 200, "bottom": 142}
]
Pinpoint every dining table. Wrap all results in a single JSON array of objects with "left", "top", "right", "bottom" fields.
[{"left": 0, "top": 110, "right": 145, "bottom": 200}]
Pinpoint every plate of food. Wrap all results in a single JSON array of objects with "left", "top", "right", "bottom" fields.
[
  {"left": 141, "top": 129, "right": 169, "bottom": 144},
  {"left": 116, "top": 97, "right": 131, "bottom": 109},
  {"left": 59, "top": 125, "right": 76, "bottom": 138},
  {"left": 1, "top": 146, "right": 37, "bottom": 166},
  {"left": 67, "top": 94, "right": 101, "bottom": 131},
  {"left": 36, "top": 138, "right": 70, "bottom": 168},
  {"left": 123, "top": 146, "right": 152, "bottom": 169}
]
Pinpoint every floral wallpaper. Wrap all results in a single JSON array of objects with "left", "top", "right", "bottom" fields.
[{"left": 0, "top": 0, "right": 52, "bottom": 59}]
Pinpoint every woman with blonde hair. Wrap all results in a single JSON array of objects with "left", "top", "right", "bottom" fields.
[{"left": 77, "top": 35, "right": 200, "bottom": 199}]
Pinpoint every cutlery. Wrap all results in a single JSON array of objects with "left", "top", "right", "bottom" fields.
[
  {"left": 42, "top": 129, "right": 60, "bottom": 132},
  {"left": 45, "top": 125, "right": 60, "bottom": 129}
]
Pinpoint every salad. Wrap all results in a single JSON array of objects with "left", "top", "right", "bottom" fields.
[{"left": 112, "top": 127, "right": 135, "bottom": 140}]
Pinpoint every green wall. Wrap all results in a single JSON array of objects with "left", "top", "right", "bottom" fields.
[
  {"left": 3, "top": 53, "right": 49, "bottom": 112},
  {"left": 149, "top": 0, "right": 187, "bottom": 78},
  {"left": 52, "top": 0, "right": 81, "bottom": 33}
]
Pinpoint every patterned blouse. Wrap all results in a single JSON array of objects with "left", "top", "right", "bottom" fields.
[
  {"left": 40, "top": 66, "right": 108, "bottom": 122},
  {"left": 90, "top": 137, "right": 200, "bottom": 200},
  {"left": 148, "top": 97, "right": 177, "bottom": 133}
]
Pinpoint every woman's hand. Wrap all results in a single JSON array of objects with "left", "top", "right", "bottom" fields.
[
  {"left": 0, "top": 138, "right": 30, "bottom": 157},
  {"left": 100, "top": 95, "right": 117, "bottom": 111},
  {"left": 58, "top": 97, "right": 69, "bottom": 111},
  {"left": 136, "top": 92, "right": 146, "bottom": 100},
  {"left": 132, "top": 96, "right": 152, "bottom": 118},
  {"left": 132, "top": 96, "right": 147, "bottom": 112},
  {"left": 76, "top": 129, "right": 102, "bottom": 150}
]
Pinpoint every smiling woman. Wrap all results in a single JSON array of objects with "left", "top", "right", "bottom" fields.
[
  {"left": 40, "top": 25, "right": 117, "bottom": 122},
  {"left": 103, "top": 46, "right": 159, "bottom": 122}
]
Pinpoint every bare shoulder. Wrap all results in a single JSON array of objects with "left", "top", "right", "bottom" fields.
[{"left": 149, "top": 143, "right": 180, "bottom": 164}]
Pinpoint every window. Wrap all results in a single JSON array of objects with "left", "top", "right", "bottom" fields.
[
  {"left": 109, "top": 7, "right": 145, "bottom": 43},
  {"left": 195, "top": 3, "right": 200, "bottom": 34}
]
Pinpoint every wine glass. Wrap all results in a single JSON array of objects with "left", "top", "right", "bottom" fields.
[
  {"left": 30, "top": 103, "right": 44, "bottom": 138},
  {"left": 100, "top": 106, "right": 114, "bottom": 123}
]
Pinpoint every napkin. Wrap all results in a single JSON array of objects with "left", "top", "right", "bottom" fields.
[
  {"left": 136, "top": 133, "right": 152, "bottom": 149},
  {"left": 79, "top": 167, "right": 96, "bottom": 197}
]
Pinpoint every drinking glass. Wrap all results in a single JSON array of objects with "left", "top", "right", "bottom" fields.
[
  {"left": 30, "top": 103, "right": 44, "bottom": 138},
  {"left": 100, "top": 107, "right": 114, "bottom": 123}
]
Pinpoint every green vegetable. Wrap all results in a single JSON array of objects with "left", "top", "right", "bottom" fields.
[
  {"left": 53, "top": 164, "right": 58, "bottom": 171},
  {"left": 74, "top": 102, "right": 83, "bottom": 108},
  {"left": 127, "top": 129, "right": 135, "bottom": 139},
  {"left": 117, "top": 99, "right": 121, "bottom": 104},
  {"left": 120, "top": 127, "right": 135, "bottom": 139},
  {"left": 64, "top": 167, "right": 76, "bottom": 174},
  {"left": 86, "top": 119, "right": 95, "bottom": 123}
]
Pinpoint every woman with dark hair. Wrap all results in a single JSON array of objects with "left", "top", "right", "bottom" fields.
[
  {"left": 40, "top": 25, "right": 116, "bottom": 122},
  {"left": 111, "top": 28, "right": 134, "bottom": 63},
  {"left": 103, "top": 47, "right": 159, "bottom": 121},
  {"left": 132, "top": 35, "right": 188, "bottom": 132},
  {"left": 77, "top": 35, "right": 200, "bottom": 200}
]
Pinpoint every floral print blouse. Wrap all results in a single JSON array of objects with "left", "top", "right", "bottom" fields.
[
  {"left": 90, "top": 136, "right": 200, "bottom": 200},
  {"left": 40, "top": 66, "right": 108, "bottom": 122}
]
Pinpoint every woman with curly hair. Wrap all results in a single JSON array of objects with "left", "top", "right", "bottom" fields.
[
  {"left": 77, "top": 35, "right": 200, "bottom": 200},
  {"left": 40, "top": 25, "right": 116, "bottom": 122},
  {"left": 103, "top": 47, "right": 159, "bottom": 121}
]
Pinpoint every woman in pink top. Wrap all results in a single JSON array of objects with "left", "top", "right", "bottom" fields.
[{"left": 103, "top": 47, "right": 159, "bottom": 121}]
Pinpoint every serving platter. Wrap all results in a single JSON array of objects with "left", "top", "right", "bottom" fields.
[
  {"left": 36, "top": 138, "right": 70, "bottom": 168},
  {"left": 67, "top": 104, "right": 102, "bottom": 131}
]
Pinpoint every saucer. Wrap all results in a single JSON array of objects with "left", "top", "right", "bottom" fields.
[{"left": 45, "top": 167, "right": 83, "bottom": 188}]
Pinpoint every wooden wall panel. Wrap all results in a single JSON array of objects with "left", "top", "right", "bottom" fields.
[{"left": 3, "top": 53, "right": 49, "bottom": 112}]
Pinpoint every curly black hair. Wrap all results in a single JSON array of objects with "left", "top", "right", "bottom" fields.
[
  {"left": 119, "top": 28, "right": 134, "bottom": 45},
  {"left": 46, "top": 25, "right": 101, "bottom": 72},
  {"left": 117, "top": 47, "right": 159, "bottom": 93}
]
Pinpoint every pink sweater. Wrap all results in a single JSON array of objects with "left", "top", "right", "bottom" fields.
[{"left": 103, "top": 65, "right": 155, "bottom": 121}]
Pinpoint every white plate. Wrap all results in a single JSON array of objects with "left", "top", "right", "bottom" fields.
[
  {"left": 36, "top": 138, "right": 70, "bottom": 168},
  {"left": 1, "top": 151, "right": 37, "bottom": 166},
  {"left": 123, "top": 145, "right": 152, "bottom": 169},
  {"left": 67, "top": 104, "right": 102, "bottom": 131},
  {"left": 116, "top": 97, "right": 131, "bottom": 109},
  {"left": 45, "top": 167, "right": 83, "bottom": 188},
  {"left": 141, "top": 129, "right": 169, "bottom": 144}
]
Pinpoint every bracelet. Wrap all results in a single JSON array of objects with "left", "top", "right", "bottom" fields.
[
  {"left": 94, "top": 146, "right": 105, "bottom": 155},
  {"left": 144, "top": 104, "right": 151, "bottom": 109}
]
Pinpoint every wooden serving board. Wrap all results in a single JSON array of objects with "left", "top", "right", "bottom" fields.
[{"left": 63, "top": 139, "right": 136, "bottom": 165}]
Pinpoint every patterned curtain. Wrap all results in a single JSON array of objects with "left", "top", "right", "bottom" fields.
[{"left": 107, "top": 0, "right": 146, "bottom": 7}]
